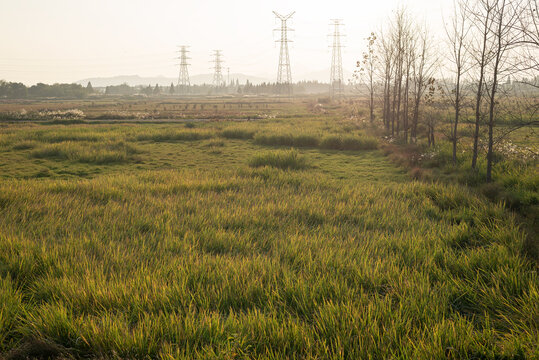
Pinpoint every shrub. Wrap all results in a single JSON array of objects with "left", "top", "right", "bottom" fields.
[{"left": 248, "top": 149, "right": 308, "bottom": 170}]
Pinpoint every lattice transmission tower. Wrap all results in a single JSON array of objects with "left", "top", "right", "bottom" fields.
[
  {"left": 273, "top": 11, "right": 294, "bottom": 96},
  {"left": 329, "top": 19, "right": 345, "bottom": 99},
  {"left": 177, "top": 46, "right": 190, "bottom": 94},
  {"left": 211, "top": 50, "right": 224, "bottom": 87}
]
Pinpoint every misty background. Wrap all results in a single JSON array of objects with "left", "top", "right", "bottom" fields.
[{"left": 1, "top": 0, "right": 450, "bottom": 86}]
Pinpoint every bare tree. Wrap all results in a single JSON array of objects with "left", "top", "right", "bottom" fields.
[
  {"left": 378, "top": 25, "right": 395, "bottom": 133},
  {"left": 410, "top": 28, "right": 437, "bottom": 144},
  {"left": 392, "top": 9, "right": 410, "bottom": 137},
  {"left": 484, "top": 0, "right": 524, "bottom": 182},
  {"left": 513, "top": 0, "right": 539, "bottom": 87},
  {"left": 445, "top": 0, "right": 472, "bottom": 164},
  {"left": 379, "top": 8, "right": 424, "bottom": 142},
  {"left": 424, "top": 79, "right": 440, "bottom": 146},
  {"left": 402, "top": 28, "right": 416, "bottom": 143},
  {"left": 467, "top": 0, "right": 496, "bottom": 170},
  {"left": 354, "top": 33, "right": 378, "bottom": 123}
]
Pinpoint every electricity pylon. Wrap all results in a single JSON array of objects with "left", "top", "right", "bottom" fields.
[
  {"left": 273, "top": 11, "right": 294, "bottom": 96},
  {"left": 211, "top": 50, "right": 224, "bottom": 87},
  {"left": 329, "top": 19, "right": 345, "bottom": 99},
  {"left": 177, "top": 46, "right": 190, "bottom": 94}
]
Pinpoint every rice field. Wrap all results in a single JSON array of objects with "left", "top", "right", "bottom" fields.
[{"left": 0, "top": 111, "right": 537, "bottom": 359}]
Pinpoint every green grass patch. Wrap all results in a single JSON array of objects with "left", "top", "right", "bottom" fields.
[
  {"left": 253, "top": 132, "right": 378, "bottom": 151},
  {"left": 135, "top": 129, "right": 213, "bottom": 142},
  {"left": 254, "top": 132, "right": 319, "bottom": 148},
  {"left": 11, "top": 141, "right": 38, "bottom": 150},
  {"left": 248, "top": 149, "right": 308, "bottom": 170},
  {"left": 320, "top": 135, "right": 378, "bottom": 151},
  {"left": 31, "top": 141, "right": 141, "bottom": 164},
  {"left": 0, "top": 111, "right": 536, "bottom": 358},
  {"left": 221, "top": 128, "right": 256, "bottom": 140}
]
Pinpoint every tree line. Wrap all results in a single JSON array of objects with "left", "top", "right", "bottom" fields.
[
  {"left": 0, "top": 81, "right": 94, "bottom": 99},
  {"left": 0, "top": 79, "right": 336, "bottom": 98},
  {"left": 106, "top": 80, "right": 333, "bottom": 96},
  {"left": 355, "top": 0, "right": 538, "bottom": 182}
]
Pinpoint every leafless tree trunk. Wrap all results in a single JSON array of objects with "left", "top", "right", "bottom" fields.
[
  {"left": 410, "top": 30, "right": 436, "bottom": 144},
  {"left": 403, "top": 34, "right": 415, "bottom": 144},
  {"left": 468, "top": 0, "right": 495, "bottom": 170},
  {"left": 378, "top": 30, "right": 394, "bottom": 133},
  {"left": 485, "top": 0, "right": 523, "bottom": 182},
  {"left": 445, "top": 0, "right": 471, "bottom": 165},
  {"left": 357, "top": 33, "right": 378, "bottom": 123},
  {"left": 513, "top": 0, "right": 539, "bottom": 88}
]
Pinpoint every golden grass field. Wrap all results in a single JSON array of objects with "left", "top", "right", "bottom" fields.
[{"left": 0, "top": 98, "right": 537, "bottom": 359}]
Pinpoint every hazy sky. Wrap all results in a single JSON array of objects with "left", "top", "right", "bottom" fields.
[{"left": 0, "top": 0, "right": 451, "bottom": 85}]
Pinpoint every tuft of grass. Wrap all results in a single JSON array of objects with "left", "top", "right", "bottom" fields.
[
  {"left": 221, "top": 128, "right": 256, "bottom": 140},
  {"left": 135, "top": 130, "right": 213, "bottom": 142},
  {"left": 253, "top": 133, "right": 319, "bottom": 148},
  {"left": 320, "top": 135, "right": 378, "bottom": 151},
  {"left": 31, "top": 141, "right": 141, "bottom": 165},
  {"left": 253, "top": 133, "right": 377, "bottom": 151},
  {"left": 0, "top": 107, "right": 537, "bottom": 358},
  {"left": 248, "top": 149, "right": 308, "bottom": 170},
  {"left": 204, "top": 140, "right": 225, "bottom": 147},
  {"left": 12, "top": 141, "right": 38, "bottom": 151}
]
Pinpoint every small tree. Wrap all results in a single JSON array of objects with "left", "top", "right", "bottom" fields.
[
  {"left": 169, "top": 82, "right": 175, "bottom": 95},
  {"left": 357, "top": 32, "right": 377, "bottom": 123},
  {"left": 143, "top": 84, "right": 152, "bottom": 96},
  {"left": 86, "top": 81, "right": 94, "bottom": 93}
]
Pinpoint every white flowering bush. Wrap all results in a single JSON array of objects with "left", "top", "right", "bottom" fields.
[
  {"left": 37, "top": 109, "right": 85, "bottom": 120},
  {"left": 254, "top": 113, "right": 276, "bottom": 119},
  {"left": 495, "top": 140, "right": 538, "bottom": 162},
  {"left": 417, "top": 150, "right": 438, "bottom": 162}
]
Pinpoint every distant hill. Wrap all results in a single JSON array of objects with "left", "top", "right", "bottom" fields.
[{"left": 75, "top": 73, "right": 270, "bottom": 87}]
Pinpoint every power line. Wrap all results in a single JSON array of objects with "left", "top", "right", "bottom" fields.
[
  {"left": 177, "top": 45, "right": 191, "bottom": 93},
  {"left": 329, "top": 19, "right": 345, "bottom": 99},
  {"left": 210, "top": 50, "right": 224, "bottom": 87},
  {"left": 273, "top": 11, "right": 294, "bottom": 96}
]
